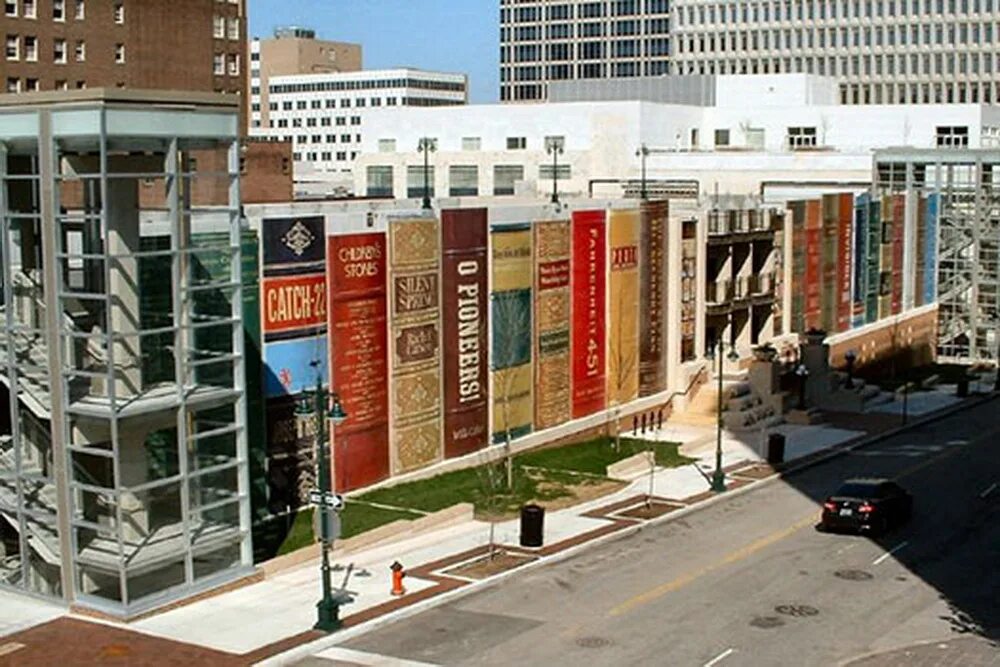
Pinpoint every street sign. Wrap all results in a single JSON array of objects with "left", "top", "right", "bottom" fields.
[
  {"left": 314, "top": 508, "right": 341, "bottom": 543},
  {"left": 309, "top": 489, "right": 345, "bottom": 511}
]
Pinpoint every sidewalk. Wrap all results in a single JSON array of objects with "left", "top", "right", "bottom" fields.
[{"left": 0, "top": 385, "right": 980, "bottom": 666}]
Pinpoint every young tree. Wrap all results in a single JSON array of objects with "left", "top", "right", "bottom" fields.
[
  {"left": 491, "top": 291, "right": 532, "bottom": 489},
  {"left": 607, "top": 296, "right": 639, "bottom": 451},
  {"left": 474, "top": 455, "right": 508, "bottom": 562}
]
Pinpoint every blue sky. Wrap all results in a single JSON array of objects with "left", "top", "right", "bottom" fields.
[{"left": 248, "top": 0, "right": 499, "bottom": 103}]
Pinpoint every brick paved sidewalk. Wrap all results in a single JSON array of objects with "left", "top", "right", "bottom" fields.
[{"left": 844, "top": 637, "right": 1000, "bottom": 667}]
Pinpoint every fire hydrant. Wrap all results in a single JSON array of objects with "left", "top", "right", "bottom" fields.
[{"left": 390, "top": 560, "right": 406, "bottom": 596}]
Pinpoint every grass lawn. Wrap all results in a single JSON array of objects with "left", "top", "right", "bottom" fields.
[
  {"left": 276, "top": 503, "right": 421, "bottom": 556},
  {"left": 516, "top": 435, "right": 693, "bottom": 475}
]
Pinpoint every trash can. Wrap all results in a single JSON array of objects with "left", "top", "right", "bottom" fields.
[
  {"left": 519, "top": 504, "right": 544, "bottom": 548},
  {"left": 957, "top": 378, "right": 969, "bottom": 398},
  {"left": 766, "top": 433, "right": 786, "bottom": 465}
]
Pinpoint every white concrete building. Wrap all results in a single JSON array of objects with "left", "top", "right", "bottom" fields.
[
  {"left": 249, "top": 68, "right": 467, "bottom": 196},
  {"left": 354, "top": 74, "right": 1000, "bottom": 202},
  {"left": 500, "top": 0, "right": 1000, "bottom": 106}
]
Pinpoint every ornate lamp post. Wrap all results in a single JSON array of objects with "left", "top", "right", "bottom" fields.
[
  {"left": 417, "top": 137, "right": 437, "bottom": 210},
  {"left": 545, "top": 136, "right": 565, "bottom": 205},
  {"left": 795, "top": 363, "right": 810, "bottom": 410},
  {"left": 844, "top": 349, "right": 857, "bottom": 389},
  {"left": 296, "top": 361, "right": 349, "bottom": 632},
  {"left": 706, "top": 338, "right": 739, "bottom": 493},
  {"left": 636, "top": 143, "right": 650, "bottom": 200}
]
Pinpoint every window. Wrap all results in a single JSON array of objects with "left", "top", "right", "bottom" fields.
[
  {"left": 714, "top": 129, "right": 730, "bottom": 147},
  {"left": 786, "top": 126, "right": 817, "bottom": 148},
  {"left": 113, "top": 2, "right": 123, "bottom": 23},
  {"left": 407, "top": 165, "right": 435, "bottom": 198},
  {"left": 6, "top": 77, "right": 19, "bottom": 93},
  {"left": 213, "top": 15, "right": 225, "bottom": 38},
  {"left": 74, "top": 0, "right": 83, "bottom": 19},
  {"left": 22, "top": 34, "right": 34, "bottom": 60},
  {"left": 55, "top": 79, "right": 67, "bottom": 90},
  {"left": 449, "top": 165, "right": 479, "bottom": 196},
  {"left": 53, "top": 38, "right": 66, "bottom": 63},
  {"left": 25, "top": 77, "right": 37, "bottom": 91},
  {"left": 377, "top": 138, "right": 396, "bottom": 153},
  {"left": 4, "top": 2, "right": 16, "bottom": 18},
  {"left": 53, "top": 0, "right": 63, "bottom": 20},
  {"left": 227, "top": 17, "right": 239, "bottom": 40},
  {"left": 493, "top": 165, "right": 524, "bottom": 195},
  {"left": 74, "top": 40, "right": 84, "bottom": 61},
  {"left": 506, "top": 136, "right": 527, "bottom": 149},
  {"left": 350, "top": 116, "right": 360, "bottom": 125},
  {"left": 335, "top": 116, "right": 346, "bottom": 125},
  {"left": 227, "top": 53, "right": 239, "bottom": 75},
  {"left": 366, "top": 165, "right": 393, "bottom": 197},
  {"left": 936, "top": 126, "right": 969, "bottom": 147},
  {"left": 5, "top": 35, "right": 18, "bottom": 61},
  {"left": 22, "top": 0, "right": 33, "bottom": 18},
  {"left": 213, "top": 54, "right": 224, "bottom": 75},
  {"left": 462, "top": 137, "right": 481, "bottom": 151},
  {"left": 539, "top": 164, "right": 572, "bottom": 180}
]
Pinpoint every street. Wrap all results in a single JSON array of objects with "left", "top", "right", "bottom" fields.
[{"left": 305, "top": 398, "right": 1000, "bottom": 667}]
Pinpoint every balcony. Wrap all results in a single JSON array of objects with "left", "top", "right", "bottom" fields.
[{"left": 706, "top": 279, "right": 732, "bottom": 305}]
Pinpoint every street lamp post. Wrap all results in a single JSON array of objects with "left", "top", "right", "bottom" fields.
[
  {"left": 545, "top": 136, "right": 565, "bottom": 205},
  {"left": 417, "top": 137, "right": 437, "bottom": 210},
  {"left": 296, "top": 362, "right": 349, "bottom": 633},
  {"left": 707, "top": 338, "right": 739, "bottom": 493},
  {"left": 636, "top": 144, "right": 650, "bottom": 200},
  {"left": 844, "top": 349, "right": 857, "bottom": 389},
  {"left": 795, "top": 363, "right": 810, "bottom": 410}
]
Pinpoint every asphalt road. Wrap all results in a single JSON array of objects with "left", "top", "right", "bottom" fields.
[{"left": 309, "top": 398, "right": 1000, "bottom": 667}]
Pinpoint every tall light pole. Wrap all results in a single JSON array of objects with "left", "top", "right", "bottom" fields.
[
  {"left": 545, "top": 136, "right": 565, "bottom": 205},
  {"left": 417, "top": 137, "right": 437, "bottom": 210},
  {"left": 707, "top": 337, "right": 739, "bottom": 493},
  {"left": 636, "top": 143, "right": 650, "bottom": 200},
  {"left": 296, "top": 360, "right": 349, "bottom": 633}
]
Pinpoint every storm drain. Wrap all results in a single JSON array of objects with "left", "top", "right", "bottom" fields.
[
  {"left": 775, "top": 604, "right": 819, "bottom": 617},
  {"left": 576, "top": 636, "right": 613, "bottom": 649},
  {"left": 835, "top": 569, "right": 874, "bottom": 581},
  {"left": 750, "top": 616, "right": 786, "bottom": 629}
]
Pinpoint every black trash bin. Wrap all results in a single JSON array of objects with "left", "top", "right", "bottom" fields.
[
  {"left": 957, "top": 378, "right": 969, "bottom": 397},
  {"left": 767, "top": 433, "right": 786, "bottom": 465},
  {"left": 519, "top": 504, "right": 544, "bottom": 548}
]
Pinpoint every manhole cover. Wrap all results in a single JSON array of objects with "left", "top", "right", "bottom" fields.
[
  {"left": 835, "top": 569, "right": 874, "bottom": 581},
  {"left": 576, "top": 636, "right": 613, "bottom": 649},
  {"left": 775, "top": 604, "right": 819, "bottom": 617},
  {"left": 750, "top": 616, "right": 785, "bottom": 629}
]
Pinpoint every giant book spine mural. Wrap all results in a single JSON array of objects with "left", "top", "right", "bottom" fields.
[
  {"left": 491, "top": 224, "right": 533, "bottom": 443},
  {"left": 837, "top": 193, "right": 854, "bottom": 333},
  {"left": 852, "top": 193, "right": 869, "bottom": 329},
  {"left": 891, "top": 194, "right": 905, "bottom": 315},
  {"left": 608, "top": 209, "right": 640, "bottom": 406},
  {"left": 571, "top": 210, "right": 607, "bottom": 419},
  {"left": 533, "top": 219, "right": 572, "bottom": 430},
  {"left": 804, "top": 200, "right": 822, "bottom": 331},
  {"left": 441, "top": 209, "right": 489, "bottom": 459},
  {"left": 389, "top": 217, "right": 443, "bottom": 474},
  {"left": 923, "top": 193, "right": 939, "bottom": 305},
  {"left": 639, "top": 201, "right": 668, "bottom": 396},
  {"left": 865, "top": 197, "right": 882, "bottom": 324},
  {"left": 328, "top": 232, "right": 389, "bottom": 491}
]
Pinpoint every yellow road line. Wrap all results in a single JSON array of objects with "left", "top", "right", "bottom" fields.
[
  {"left": 607, "top": 513, "right": 818, "bottom": 617},
  {"left": 608, "top": 424, "right": 997, "bottom": 619}
]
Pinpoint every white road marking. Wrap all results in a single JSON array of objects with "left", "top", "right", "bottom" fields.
[
  {"left": 314, "top": 646, "right": 440, "bottom": 666},
  {"left": 980, "top": 482, "right": 998, "bottom": 499},
  {"left": 873, "top": 540, "right": 910, "bottom": 566},
  {"left": 704, "top": 648, "right": 735, "bottom": 667},
  {"left": 835, "top": 542, "right": 858, "bottom": 556},
  {"left": 946, "top": 439, "right": 969, "bottom": 446}
]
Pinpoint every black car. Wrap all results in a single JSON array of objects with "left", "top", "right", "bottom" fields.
[{"left": 818, "top": 478, "right": 912, "bottom": 535}]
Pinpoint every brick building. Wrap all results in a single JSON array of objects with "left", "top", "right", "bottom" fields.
[{"left": 1, "top": 0, "right": 246, "bottom": 121}]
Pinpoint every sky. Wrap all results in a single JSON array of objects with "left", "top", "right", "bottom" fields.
[{"left": 248, "top": 0, "right": 500, "bottom": 103}]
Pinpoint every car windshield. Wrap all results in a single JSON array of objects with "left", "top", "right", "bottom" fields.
[{"left": 834, "top": 482, "right": 879, "bottom": 498}]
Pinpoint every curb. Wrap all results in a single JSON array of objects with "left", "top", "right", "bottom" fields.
[
  {"left": 834, "top": 635, "right": 996, "bottom": 666},
  {"left": 256, "top": 393, "right": 995, "bottom": 666}
]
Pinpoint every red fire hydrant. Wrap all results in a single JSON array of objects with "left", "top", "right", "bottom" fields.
[{"left": 390, "top": 560, "right": 406, "bottom": 596}]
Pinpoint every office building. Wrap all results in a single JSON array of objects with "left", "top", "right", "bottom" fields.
[
  {"left": 252, "top": 67, "right": 467, "bottom": 197},
  {"left": 248, "top": 27, "right": 362, "bottom": 132},
  {"left": 0, "top": 89, "right": 252, "bottom": 617},
  {"left": 500, "top": 0, "right": 1000, "bottom": 106}
]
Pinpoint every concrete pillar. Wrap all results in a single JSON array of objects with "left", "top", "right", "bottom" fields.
[{"left": 105, "top": 178, "right": 142, "bottom": 398}]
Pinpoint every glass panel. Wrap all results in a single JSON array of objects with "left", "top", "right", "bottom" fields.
[
  {"left": 189, "top": 464, "right": 239, "bottom": 509},
  {"left": 24, "top": 540, "right": 60, "bottom": 596},
  {"left": 142, "top": 426, "right": 180, "bottom": 482},
  {"left": 119, "top": 481, "right": 182, "bottom": 567},
  {"left": 125, "top": 553, "right": 186, "bottom": 604},
  {"left": 70, "top": 486, "right": 116, "bottom": 530},
  {"left": 75, "top": 525, "right": 123, "bottom": 602},
  {"left": 192, "top": 538, "right": 241, "bottom": 582}
]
